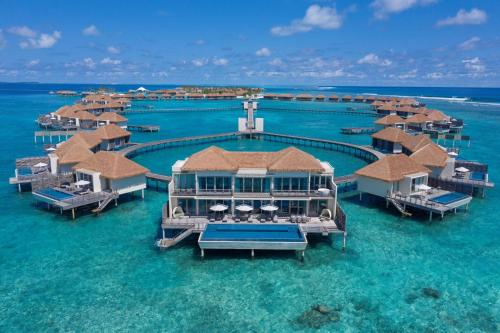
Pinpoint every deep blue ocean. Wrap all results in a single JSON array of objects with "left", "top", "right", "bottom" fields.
[{"left": 0, "top": 83, "right": 498, "bottom": 332}]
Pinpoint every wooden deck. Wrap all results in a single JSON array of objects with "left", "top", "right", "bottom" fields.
[
  {"left": 388, "top": 191, "right": 472, "bottom": 220},
  {"left": 119, "top": 107, "right": 240, "bottom": 114},
  {"left": 127, "top": 125, "right": 160, "bottom": 132},
  {"left": 341, "top": 127, "right": 376, "bottom": 134}
]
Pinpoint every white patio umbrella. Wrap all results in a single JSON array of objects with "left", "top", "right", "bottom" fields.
[
  {"left": 33, "top": 162, "right": 47, "bottom": 168},
  {"left": 455, "top": 167, "right": 470, "bottom": 173},
  {"left": 46, "top": 147, "right": 56, "bottom": 151},
  {"left": 415, "top": 184, "right": 431, "bottom": 191},
  {"left": 448, "top": 152, "right": 458, "bottom": 157},
  {"left": 75, "top": 180, "right": 90, "bottom": 187},
  {"left": 209, "top": 204, "right": 228, "bottom": 212},
  {"left": 235, "top": 204, "right": 253, "bottom": 212},
  {"left": 317, "top": 188, "right": 330, "bottom": 196},
  {"left": 260, "top": 204, "right": 279, "bottom": 212}
]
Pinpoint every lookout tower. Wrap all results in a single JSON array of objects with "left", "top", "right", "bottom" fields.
[{"left": 238, "top": 100, "right": 264, "bottom": 132}]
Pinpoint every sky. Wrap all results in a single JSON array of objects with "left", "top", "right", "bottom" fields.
[{"left": 0, "top": 0, "right": 499, "bottom": 87}]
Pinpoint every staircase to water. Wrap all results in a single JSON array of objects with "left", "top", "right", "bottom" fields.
[
  {"left": 387, "top": 197, "right": 412, "bottom": 217},
  {"left": 92, "top": 193, "right": 116, "bottom": 214},
  {"left": 158, "top": 227, "right": 194, "bottom": 248}
]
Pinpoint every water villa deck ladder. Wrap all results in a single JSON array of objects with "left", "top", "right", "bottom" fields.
[
  {"left": 159, "top": 227, "right": 194, "bottom": 248},
  {"left": 92, "top": 193, "right": 117, "bottom": 214},
  {"left": 387, "top": 197, "right": 412, "bottom": 217}
]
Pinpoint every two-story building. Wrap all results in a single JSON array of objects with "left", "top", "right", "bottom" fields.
[{"left": 167, "top": 146, "right": 338, "bottom": 220}]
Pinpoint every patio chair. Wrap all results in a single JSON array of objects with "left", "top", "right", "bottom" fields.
[
  {"left": 273, "top": 215, "right": 278, "bottom": 223},
  {"left": 235, "top": 217, "right": 240, "bottom": 223}
]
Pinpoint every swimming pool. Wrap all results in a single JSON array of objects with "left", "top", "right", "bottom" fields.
[
  {"left": 470, "top": 171, "right": 485, "bottom": 181},
  {"left": 200, "top": 224, "right": 305, "bottom": 242},
  {"left": 35, "top": 188, "right": 75, "bottom": 201},
  {"left": 429, "top": 192, "right": 470, "bottom": 205}
]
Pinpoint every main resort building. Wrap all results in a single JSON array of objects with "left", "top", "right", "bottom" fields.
[{"left": 160, "top": 146, "right": 346, "bottom": 257}]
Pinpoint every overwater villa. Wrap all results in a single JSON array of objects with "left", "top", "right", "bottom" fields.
[
  {"left": 354, "top": 95, "right": 365, "bottom": 102},
  {"left": 315, "top": 95, "right": 326, "bottom": 101},
  {"left": 355, "top": 154, "right": 472, "bottom": 220},
  {"left": 96, "top": 112, "right": 128, "bottom": 128},
  {"left": 94, "top": 124, "right": 131, "bottom": 150},
  {"left": 159, "top": 145, "right": 346, "bottom": 257},
  {"left": 374, "top": 114, "right": 407, "bottom": 131},
  {"left": 405, "top": 114, "right": 433, "bottom": 132},
  {"left": 11, "top": 121, "right": 145, "bottom": 218},
  {"left": 370, "top": 127, "right": 493, "bottom": 197},
  {"left": 329, "top": 95, "right": 339, "bottom": 102},
  {"left": 32, "top": 151, "right": 148, "bottom": 219},
  {"left": 341, "top": 95, "right": 352, "bottom": 102},
  {"left": 296, "top": 94, "right": 313, "bottom": 101}
]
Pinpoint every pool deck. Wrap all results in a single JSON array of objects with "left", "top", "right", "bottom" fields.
[
  {"left": 32, "top": 188, "right": 119, "bottom": 219},
  {"left": 159, "top": 213, "right": 342, "bottom": 258},
  {"left": 387, "top": 190, "right": 472, "bottom": 220}
]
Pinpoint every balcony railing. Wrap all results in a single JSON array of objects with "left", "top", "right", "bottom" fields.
[{"left": 170, "top": 188, "right": 335, "bottom": 197}]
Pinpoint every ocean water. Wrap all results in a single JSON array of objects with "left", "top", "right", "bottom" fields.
[{"left": 0, "top": 85, "right": 499, "bottom": 332}]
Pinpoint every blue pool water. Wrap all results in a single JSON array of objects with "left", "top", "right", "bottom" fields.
[
  {"left": 201, "top": 224, "right": 305, "bottom": 242},
  {"left": 0, "top": 85, "right": 498, "bottom": 332},
  {"left": 35, "top": 188, "right": 75, "bottom": 201},
  {"left": 430, "top": 192, "right": 470, "bottom": 205},
  {"left": 470, "top": 171, "right": 485, "bottom": 181}
]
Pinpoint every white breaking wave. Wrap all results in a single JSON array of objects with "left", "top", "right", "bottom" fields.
[{"left": 317, "top": 86, "right": 336, "bottom": 90}]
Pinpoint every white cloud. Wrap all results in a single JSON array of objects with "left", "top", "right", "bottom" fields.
[
  {"left": 398, "top": 69, "right": 418, "bottom": 79},
  {"left": 26, "top": 59, "right": 40, "bottom": 67},
  {"left": 152, "top": 71, "right": 168, "bottom": 78},
  {"left": 256, "top": 47, "right": 271, "bottom": 57},
  {"left": 195, "top": 39, "right": 206, "bottom": 45},
  {"left": 426, "top": 72, "right": 444, "bottom": 79},
  {"left": 459, "top": 37, "right": 480, "bottom": 50},
  {"left": 20, "top": 31, "right": 61, "bottom": 49},
  {"left": 107, "top": 46, "right": 120, "bottom": 54},
  {"left": 192, "top": 58, "right": 208, "bottom": 67},
  {"left": 83, "top": 58, "right": 96, "bottom": 69},
  {"left": 462, "top": 57, "right": 485, "bottom": 74},
  {"left": 268, "top": 58, "right": 284, "bottom": 66},
  {"left": 213, "top": 57, "right": 228, "bottom": 66},
  {"left": 271, "top": 5, "right": 343, "bottom": 36},
  {"left": 101, "top": 57, "right": 121, "bottom": 65},
  {"left": 371, "top": 0, "right": 436, "bottom": 19},
  {"left": 357, "top": 53, "right": 392, "bottom": 66},
  {"left": 82, "top": 25, "right": 100, "bottom": 36},
  {"left": 8, "top": 26, "right": 37, "bottom": 38},
  {"left": 437, "top": 8, "right": 487, "bottom": 27}
]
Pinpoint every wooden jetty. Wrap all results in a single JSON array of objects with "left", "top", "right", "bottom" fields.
[
  {"left": 120, "top": 131, "right": 384, "bottom": 163},
  {"left": 341, "top": 127, "right": 376, "bottom": 135},
  {"left": 261, "top": 107, "right": 378, "bottom": 117},
  {"left": 127, "top": 125, "right": 160, "bottom": 132},
  {"left": 119, "top": 107, "right": 240, "bottom": 114}
]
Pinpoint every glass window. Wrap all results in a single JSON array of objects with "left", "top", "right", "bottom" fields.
[
  {"left": 206, "top": 177, "right": 214, "bottom": 190},
  {"left": 274, "top": 178, "right": 282, "bottom": 191},
  {"left": 244, "top": 178, "right": 252, "bottom": 192},
  {"left": 253, "top": 178, "right": 262, "bottom": 192},
  {"left": 282, "top": 178, "right": 290, "bottom": 191}
]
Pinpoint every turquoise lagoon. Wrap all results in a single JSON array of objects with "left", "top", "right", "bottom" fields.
[{"left": 0, "top": 92, "right": 499, "bottom": 332}]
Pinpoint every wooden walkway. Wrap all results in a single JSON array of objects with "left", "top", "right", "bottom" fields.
[
  {"left": 127, "top": 124, "right": 160, "bottom": 132},
  {"left": 261, "top": 107, "right": 379, "bottom": 117},
  {"left": 341, "top": 127, "right": 376, "bottom": 134},
  {"left": 119, "top": 107, "right": 240, "bottom": 114},
  {"left": 120, "top": 131, "right": 384, "bottom": 163},
  {"left": 119, "top": 132, "right": 240, "bottom": 157}
]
